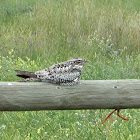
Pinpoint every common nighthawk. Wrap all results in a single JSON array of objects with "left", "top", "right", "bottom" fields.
[{"left": 15, "top": 57, "right": 89, "bottom": 86}]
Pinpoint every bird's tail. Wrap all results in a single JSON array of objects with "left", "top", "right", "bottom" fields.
[{"left": 15, "top": 70, "right": 37, "bottom": 79}]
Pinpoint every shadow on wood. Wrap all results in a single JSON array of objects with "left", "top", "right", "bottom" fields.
[{"left": 0, "top": 80, "right": 140, "bottom": 111}]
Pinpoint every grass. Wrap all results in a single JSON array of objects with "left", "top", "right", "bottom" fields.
[
  {"left": 0, "top": 0, "right": 140, "bottom": 139},
  {"left": 0, "top": 0, "right": 140, "bottom": 61},
  {"left": 0, "top": 110, "right": 140, "bottom": 139}
]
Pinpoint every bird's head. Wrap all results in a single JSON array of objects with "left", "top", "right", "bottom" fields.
[{"left": 69, "top": 57, "right": 89, "bottom": 65}]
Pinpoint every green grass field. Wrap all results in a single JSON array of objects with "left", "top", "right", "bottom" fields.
[{"left": 0, "top": 0, "right": 140, "bottom": 139}]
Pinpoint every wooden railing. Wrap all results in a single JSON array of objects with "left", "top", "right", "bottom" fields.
[{"left": 0, "top": 80, "right": 140, "bottom": 111}]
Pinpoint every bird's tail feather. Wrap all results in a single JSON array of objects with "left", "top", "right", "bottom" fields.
[{"left": 15, "top": 70, "right": 37, "bottom": 79}]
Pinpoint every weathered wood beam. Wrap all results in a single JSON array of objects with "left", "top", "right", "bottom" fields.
[{"left": 0, "top": 80, "right": 140, "bottom": 111}]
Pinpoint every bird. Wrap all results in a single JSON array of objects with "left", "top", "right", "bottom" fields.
[
  {"left": 15, "top": 57, "right": 89, "bottom": 86},
  {"left": 100, "top": 109, "right": 129, "bottom": 125}
]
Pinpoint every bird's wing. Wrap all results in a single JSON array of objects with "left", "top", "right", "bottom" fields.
[
  {"left": 35, "top": 63, "right": 82, "bottom": 83},
  {"left": 35, "top": 62, "right": 73, "bottom": 77},
  {"left": 46, "top": 69, "right": 82, "bottom": 83},
  {"left": 47, "top": 62, "right": 74, "bottom": 73}
]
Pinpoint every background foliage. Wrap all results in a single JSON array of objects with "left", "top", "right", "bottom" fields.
[{"left": 0, "top": 0, "right": 140, "bottom": 139}]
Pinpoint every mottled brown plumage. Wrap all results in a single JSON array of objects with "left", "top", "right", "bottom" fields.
[{"left": 15, "top": 57, "right": 89, "bottom": 85}]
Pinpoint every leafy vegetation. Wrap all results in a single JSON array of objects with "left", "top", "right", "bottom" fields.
[
  {"left": 0, "top": 0, "right": 140, "bottom": 60},
  {"left": 0, "top": 109, "right": 139, "bottom": 140},
  {"left": 0, "top": 0, "right": 140, "bottom": 139}
]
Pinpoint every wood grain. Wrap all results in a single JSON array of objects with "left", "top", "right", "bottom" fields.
[{"left": 0, "top": 80, "right": 140, "bottom": 111}]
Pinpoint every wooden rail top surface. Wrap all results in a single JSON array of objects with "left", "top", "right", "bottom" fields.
[{"left": 0, "top": 80, "right": 140, "bottom": 111}]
